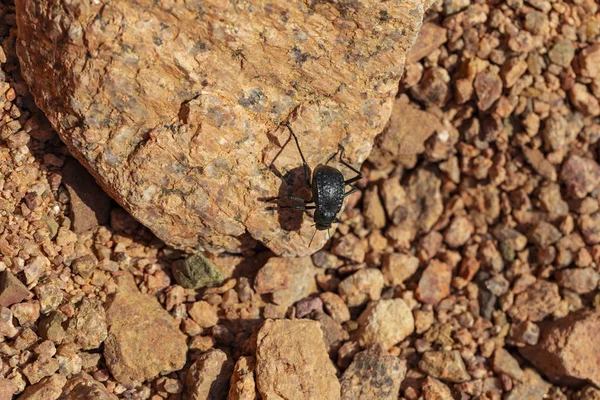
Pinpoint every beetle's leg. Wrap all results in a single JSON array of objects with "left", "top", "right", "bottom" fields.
[
  {"left": 338, "top": 144, "right": 363, "bottom": 185},
  {"left": 343, "top": 185, "right": 358, "bottom": 197},
  {"left": 268, "top": 195, "right": 314, "bottom": 204},
  {"left": 277, "top": 205, "right": 317, "bottom": 211},
  {"left": 286, "top": 122, "right": 311, "bottom": 188}
]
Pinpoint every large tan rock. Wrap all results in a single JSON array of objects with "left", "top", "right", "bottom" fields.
[
  {"left": 16, "top": 0, "right": 430, "bottom": 257},
  {"left": 255, "top": 319, "right": 339, "bottom": 399}
]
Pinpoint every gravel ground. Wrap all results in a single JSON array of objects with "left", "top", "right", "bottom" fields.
[{"left": 1, "top": 0, "right": 599, "bottom": 398}]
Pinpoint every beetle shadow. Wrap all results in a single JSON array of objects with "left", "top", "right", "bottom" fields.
[{"left": 260, "top": 165, "right": 312, "bottom": 232}]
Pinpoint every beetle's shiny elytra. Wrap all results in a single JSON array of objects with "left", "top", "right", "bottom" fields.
[{"left": 270, "top": 122, "right": 363, "bottom": 232}]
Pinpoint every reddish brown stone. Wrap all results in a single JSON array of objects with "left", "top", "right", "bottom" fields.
[
  {"left": 508, "top": 280, "right": 560, "bottom": 322},
  {"left": 0, "top": 271, "right": 32, "bottom": 308},
  {"left": 520, "top": 309, "right": 600, "bottom": 387},
  {"left": 416, "top": 260, "right": 452, "bottom": 305}
]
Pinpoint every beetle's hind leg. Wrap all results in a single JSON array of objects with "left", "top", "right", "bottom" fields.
[
  {"left": 337, "top": 144, "right": 363, "bottom": 185},
  {"left": 268, "top": 195, "right": 314, "bottom": 204},
  {"left": 286, "top": 122, "right": 311, "bottom": 188},
  {"left": 277, "top": 205, "right": 316, "bottom": 211}
]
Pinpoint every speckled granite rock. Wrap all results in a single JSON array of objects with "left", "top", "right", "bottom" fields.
[{"left": 16, "top": 0, "right": 431, "bottom": 257}]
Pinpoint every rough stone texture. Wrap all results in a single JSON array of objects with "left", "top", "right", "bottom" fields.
[
  {"left": 172, "top": 252, "right": 225, "bottom": 289},
  {"left": 520, "top": 309, "right": 600, "bottom": 387},
  {"left": 419, "top": 350, "right": 471, "bottom": 383},
  {"left": 406, "top": 22, "right": 448, "bottom": 64},
  {"left": 560, "top": 155, "right": 600, "bottom": 199},
  {"left": 340, "top": 345, "right": 406, "bottom": 399},
  {"left": 16, "top": 0, "right": 430, "bottom": 257},
  {"left": 64, "top": 297, "right": 107, "bottom": 350},
  {"left": 188, "top": 301, "right": 219, "bottom": 329},
  {"left": 228, "top": 356, "right": 257, "bottom": 400},
  {"left": 255, "top": 256, "right": 317, "bottom": 308},
  {"left": 416, "top": 260, "right": 452, "bottom": 305},
  {"left": 357, "top": 299, "right": 415, "bottom": 349},
  {"left": 338, "top": 268, "right": 385, "bottom": 307},
  {"left": 0, "top": 271, "right": 31, "bottom": 308},
  {"left": 370, "top": 95, "right": 458, "bottom": 170},
  {"left": 492, "top": 348, "right": 524, "bottom": 381},
  {"left": 421, "top": 377, "right": 453, "bottom": 400},
  {"left": 504, "top": 368, "right": 551, "bottom": 400},
  {"left": 61, "top": 373, "right": 118, "bottom": 400},
  {"left": 255, "top": 319, "right": 339, "bottom": 399},
  {"left": 17, "top": 374, "right": 66, "bottom": 400},
  {"left": 508, "top": 280, "right": 560, "bottom": 322},
  {"left": 382, "top": 253, "right": 420, "bottom": 286},
  {"left": 61, "top": 158, "right": 111, "bottom": 234},
  {"left": 555, "top": 268, "right": 600, "bottom": 294},
  {"left": 184, "top": 349, "right": 234, "bottom": 400},
  {"left": 103, "top": 273, "right": 187, "bottom": 388}
]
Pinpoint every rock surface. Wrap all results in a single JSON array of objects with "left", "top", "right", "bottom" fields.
[
  {"left": 16, "top": 0, "right": 430, "bottom": 257},
  {"left": 172, "top": 252, "right": 225, "bottom": 289},
  {"left": 61, "top": 373, "right": 118, "bottom": 400},
  {"left": 17, "top": 374, "right": 66, "bottom": 400},
  {"left": 184, "top": 349, "right": 234, "bottom": 400},
  {"left": 419, "top": 350, "right": 471, "bottom": 383},
  {"left": 357, "top": 298, "right": 415, "bottom": 349},
  {"left": 228, "top": 356, "right": 257, "bottom": 400},
  {"left": 255, "top": 256, "right": 318, "bottom": 307},
  {"left": 255, "top": 319, "right": 339, "bottom": 399},
  {"left": 61, "top": 158, "right": 111, "bottom": 234},
  {"left": 520, "top": 308, "right": 600, "bottom": 387},
  {"left": 0, "top": 271, "right": 31, "bottom": 308},
  {"left": 103, "top": 274, "right": 187, "bottom": 388},
  {"left": 340, "top": 345, "right": 407, "bottom": 399}
]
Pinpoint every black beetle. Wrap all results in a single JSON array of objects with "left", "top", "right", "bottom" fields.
[{"left": 270, "top": 122, "right": 363, "bottom": 235}]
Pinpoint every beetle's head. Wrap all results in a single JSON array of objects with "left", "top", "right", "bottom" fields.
[{"left": 314, "top": 210, "right": 340, "bottom": 230}]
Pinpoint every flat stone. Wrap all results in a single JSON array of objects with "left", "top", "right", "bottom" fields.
[
  {"left": 255, "top": 319, "right": 339, "bottom": 399},
  {"left": 340, "top": 344, "right": 406, "bottom": 400},
  {"left": 61, "top": 158, "right": 111, "bottom": 234},
  {"left": 184, "top": 349, "right": 234, "bottom": 400},
  {"left": 103, "top": 273, "right": 187, "bottom": 388},
  {"left": 0, "top": 271, "right": 32, "bottom": 308}
]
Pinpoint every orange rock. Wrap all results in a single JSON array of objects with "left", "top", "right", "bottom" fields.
[{"left": 15, "top": 0, "right": 431, "bottom": 257}]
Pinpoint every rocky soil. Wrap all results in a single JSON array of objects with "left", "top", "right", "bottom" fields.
[{"left": 0, "top": 0, "right": 599, "bottom": 399}]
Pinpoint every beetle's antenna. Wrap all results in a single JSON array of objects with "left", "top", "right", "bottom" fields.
[{"left": 309, "top": 228, "right": 318, "bottom": 247}]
